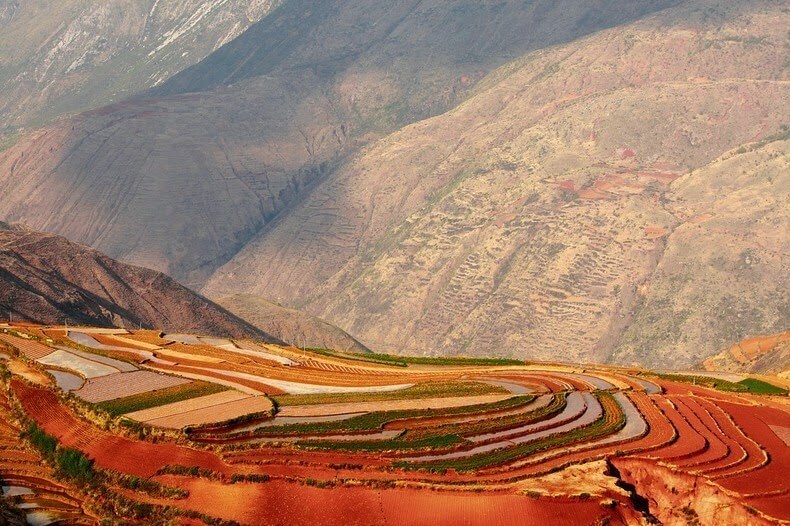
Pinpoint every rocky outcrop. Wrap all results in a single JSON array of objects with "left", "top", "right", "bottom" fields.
[
  {"left": 703, "top": 332, "right": 790, "bottom": 376},
  {"left": 1, "top": 1, "right": 786, "bottom": 367},
  {"left": 611, "top": 458, "right": 780, "bottom": 526}
]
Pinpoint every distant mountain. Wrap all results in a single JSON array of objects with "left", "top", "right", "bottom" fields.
[
  {"left": 0, "top": 0, "right": 281, "bottom": 147},
  {"left": 0, "top": 222, "right": 275, "bottom": 340},
  {"left": 217, "top": 294, "right": 370, "bottom": 353},
  {"left": 0, "top": 0, "right": 678, "bottom": 287}
]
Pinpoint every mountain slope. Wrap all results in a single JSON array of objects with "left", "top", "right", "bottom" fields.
[
  {"left": 217, "top": 294, "right": 370, "bottom": 353},
  {"left": 0, "top": 222, "right": 276, "bottom": 340},
  {"left": 203, "top": 1, "right": 789, "bottom": 366},
  {"left": 0, "top": 0, "right": 679, "bottom": 286},
  {"left": 0, "top": 0, "right": 281, "bottom": 146}
]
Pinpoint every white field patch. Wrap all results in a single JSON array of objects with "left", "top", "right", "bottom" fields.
[
  {"left": 66, "top": 347, "right": 137, "bottom": 372},
  {"left": 218, "top": 341, "right": 297, "bottom": 366},
  {"left": 37, "top": 350, "right": 119, "bottom": 378},
  {"left": 198, "top": 367, "right": 414, "bottom": 395},
  {"left": 145, "top": 397, "right": 274, "bottom": 429},
  {"left": 47, "top": 370, "right": 84, "bottom": 391},
  {"left": 125, "top": 390, "right": 248, "bottom": 421},
  {"left": 74, "top": 370, "right": 191, "bottom": 403}
]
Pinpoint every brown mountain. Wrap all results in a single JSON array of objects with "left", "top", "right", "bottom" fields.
[
  {"left": 203, "top": 1, "right": 788, "bottom": 367},
  {"left": 217, "top": 294, "right": 370, "bottom": 353},
  {"left": 0, "top": 221, "right": 275, "bottom": 340},
  {"left": 0, "top": 0, "right": 678, "bottom": 287}
]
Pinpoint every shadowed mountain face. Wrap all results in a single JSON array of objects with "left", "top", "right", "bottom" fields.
[
  {"left": 0, "top": 0, "right": 281, "bottom": 146},
  {"left": 0, "top": 222, "right": 275, "bottom": 340},
  {"left": 0, "top": 0, "right": 786, "bottom": 368},
  {"left": 0, "top": 0, "right": 679, "bottom": 287}
]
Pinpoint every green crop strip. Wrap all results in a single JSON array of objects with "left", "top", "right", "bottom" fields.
[
  {"left": 286, "top": 395, "right": 569, "bottom": 454},
  {"left": 22, "top": 422, "right": 95, "bottom": 484},
  {"left": 255, "top": 395, "right": 534, "bottom": 437},
  {"left": 410, "top": 393, "right": 567, "bottom": 440},
  {"left": 273, "top": 381, "right": 507, "bottom": 407},
  {"left": 297, "top": 433, "right": 466, "bottom": 453},
  {"left": 395, "top": 392, "right": 624, "bottom": 472}
]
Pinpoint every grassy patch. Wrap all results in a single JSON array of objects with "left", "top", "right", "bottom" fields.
[
  {"left": 98, "top": 381, "right": 228, "bottom": 416},
  {"left": 22, "top": 422, "right": 57, "bottom": 456},
  {"left": 736, "top": 378, "right": 788, "bottom": 395},
  {"left": 273, "top": 381, "right": 507, "bottom": 407},
  {"left": 56, "top": 447, "right": 95, "bottom": 483},
  {"left": 115, "top": 473, "right": 188, "bottom": 499}
]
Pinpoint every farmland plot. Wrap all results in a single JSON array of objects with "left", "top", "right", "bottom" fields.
[
  {"left": 73, "top": 370, "right": 190, "bottom": 402},
  {"left": 0, "top": 333, "right": 54, "bottom": 360},
  {"left": 125, "top": 390, "right": 249, "bottom": 421},
  {"left": 66, "top": 347, "right": 137, "bottom": 372},
  {"left": 278, "top": 394, "right": 513, "bottom": 417},
  {"left": 144, "top": 396, "right": 275, "bottom": 429}
]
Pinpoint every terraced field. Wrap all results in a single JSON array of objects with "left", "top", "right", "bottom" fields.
[
  {"left": 0, "top": 380, "right": 94, "bottom": 525},
  {"left": 1, "top": 324, "right": 788, "bottom": 525}
]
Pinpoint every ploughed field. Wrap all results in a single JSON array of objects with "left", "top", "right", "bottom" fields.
[{"left": 0, "top": 324, "right": 788, "bottom": 525}]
